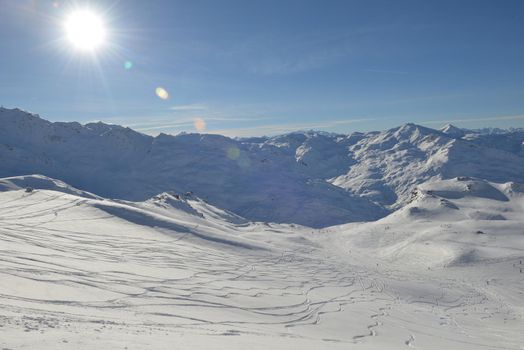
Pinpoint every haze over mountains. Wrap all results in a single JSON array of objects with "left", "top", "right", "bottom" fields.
[{"left": 1, "top": 107, "right": 524, "bottom": 227}]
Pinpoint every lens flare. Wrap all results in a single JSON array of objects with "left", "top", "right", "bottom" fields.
[
  {"left": 226, "top": 147, "right": 240, "bottom": 160},
  {"left": 155, "top": 87, "right": 169, "bottom": 100},
  {"left": 194, "top": 118, "right": 206, "bottom": 132},
  {"left": 124, "top": 61, "right": 133, "bottom": 70}
]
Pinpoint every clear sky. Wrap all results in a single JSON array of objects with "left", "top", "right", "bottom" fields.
[{"left": 1, "top": 0, "right": 524, "bottom": 136}]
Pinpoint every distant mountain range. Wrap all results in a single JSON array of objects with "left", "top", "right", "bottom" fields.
[{"left": 1, "top": 107, "right": 524, "bottom": 227}]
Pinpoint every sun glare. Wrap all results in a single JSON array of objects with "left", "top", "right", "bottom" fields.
[{"left": 64, "top": 10, "right": 106, "bottom": 52}]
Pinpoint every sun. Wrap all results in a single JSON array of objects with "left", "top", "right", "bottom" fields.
[{"left": 64, "top": 10, "right": 106, "bottom": 52}]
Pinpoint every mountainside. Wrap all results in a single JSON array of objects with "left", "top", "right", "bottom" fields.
[
  {"left": 2, "top": 107, "right": 524, "bottom": 227},
  {"left": 328, "top": 123, "right": 524, "bottom": 208},
  {"left": 1, "top": 175, "right": 523, "bottom": 349},
  {"left": 327, "top": 176, "right": 524, "bottom": 268}
]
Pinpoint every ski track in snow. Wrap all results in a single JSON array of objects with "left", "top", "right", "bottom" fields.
[{"left": 0, "top": 190, "right": 523, "bottom": 349}]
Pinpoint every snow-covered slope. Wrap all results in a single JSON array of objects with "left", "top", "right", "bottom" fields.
[
  {"left": 328, "top": 123, "right": 524, "bottom": 208},
  {"left": 1, "top": 178, "right": 522, "bottom": 349},
  {"left": 440, "top": 123, "right": 465, "bottom": 138},
  {"left": 2, "top": 107, "right": 524, "bottom": 227},
  {"left": 327, "top": 177, "right": 524, "bottom": 267},
  {"left": 0, "top": 174, "right": 101, "bottom": 199},
  {"left": 0, "top": 108, "right": 385, "bottom": 227}
]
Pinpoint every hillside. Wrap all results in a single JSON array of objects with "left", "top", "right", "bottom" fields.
[
  {"left": 0, "top": 175, "right": 522, "bottom": 349},
  {"left": 2, "top": 107, "right": 524, "bottom": 227}
]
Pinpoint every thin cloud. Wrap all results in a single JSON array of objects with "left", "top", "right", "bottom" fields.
[
  {"left": 130, "top": 115, "right": 272, "bottom": 133},
  {"left": 208, "top": 118, "right": 379, "bottom": 137},
  {"left": 422, "top": 114, "right": 524, "bottom": 125},
  {"left": 170, "top": 104, "right": 208, "bottom": 111},
  {"left": 135, "top": 121, "right": 195, "bottom": 132}
]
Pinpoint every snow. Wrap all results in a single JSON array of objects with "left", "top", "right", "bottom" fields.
[
  {"left": 2, "top": 108, "right": 524, "bottom": 227},
  {"left": 0, "top": 174, "right": 101, "bottom": 199},
  {"left": 440, "top": 124, "right": 465, "bottom": 138},
  {"left": 328, "top": 123, "right": 524, "bottom": 209},
  {"left": 0, "top": 107, "right": 522, "bottom": 222},
  {"left": 0, "top": 176, "right": 523, "bottom": 349},
  {"left": 0, "top": 108, "right": 384, "bottom": 227},
  {"left": 1, "top": 107, "right": 523, "bottom": 348}
]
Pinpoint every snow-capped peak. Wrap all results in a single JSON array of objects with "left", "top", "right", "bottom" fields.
[
  {"left": 1, "top": 107, "right": 524, "bottom": 227},
  {"left": 440, "top": 123, "right": 465, "bottom": 138}
]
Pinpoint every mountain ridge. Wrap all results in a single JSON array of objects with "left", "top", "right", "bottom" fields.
[{"left": 2, "top": 107, "right": 524, "bottom": 227}]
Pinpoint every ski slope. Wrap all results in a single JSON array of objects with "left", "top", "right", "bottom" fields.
[{"left": 1, "top": 176, "right": 522, "bottom": 349}]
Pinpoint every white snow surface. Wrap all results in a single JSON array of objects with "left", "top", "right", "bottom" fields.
[
  {"left": 1, "top": 107, "right": 523, "bottom": 348},
  {"left": 3, "top": 108, "right": 524, "bottom": 227},
  {"left": 0, "top": 175, "right": 523, "bottom": 349}
]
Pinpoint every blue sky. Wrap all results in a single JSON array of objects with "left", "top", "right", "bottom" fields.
[{"left": 1, "top": 0, "right": 524, "bottom": 136}]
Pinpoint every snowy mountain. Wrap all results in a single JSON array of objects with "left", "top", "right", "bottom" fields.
[
  {"left": 0, "top": 108, "right": 385, "bottom": 227},
  {"left": 440, "top": 123, "right": 465, "bottom": 138},
  {"left": 328, "top": 177, "right": 524, "bottom": 266},
  {"left": 1, "top": 174, "right": 523, "bottom": 349},
  {"left": 1, "top": 107, "right": 524, "bottom": 227},
  {"left": 1, "top": 108, "right": 523, "bottom": 348}
]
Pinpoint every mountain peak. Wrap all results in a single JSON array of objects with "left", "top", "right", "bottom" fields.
[
  {"left": 440, "top": 124, "right": 465, "bottom": 137},
  {"left": 1, "top": 107, "right": 523, "bottom": 227},
  {"left": 0, "top": 106, "right": 42, "bottom": 122},
  {"left": 388, "top": 123, "right": 437, "bottom": 142}
]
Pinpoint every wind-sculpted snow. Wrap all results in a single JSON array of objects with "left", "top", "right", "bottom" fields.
[
  {"left": 2, "top": 107, "right": 524, "bottom": 227},
  {"left": 0, "top": 175, "right": 101, "bottom": 199},
  {"left": 0, "top": 182, "right": 523, "bottom": 349}
]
